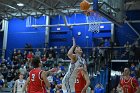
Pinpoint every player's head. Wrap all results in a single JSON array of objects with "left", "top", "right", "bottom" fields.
[
  {"left": 74, "top": 45, "right": 83, "bottom": 54},
  {"left": 123, "top": 68, "right": 130, "bottom": 76},
  {"left": 19, "top": 73, "right": 24, "bottom": 79},
  {"left": 32, "top": 57, "right": 41, "bottom": 68}
]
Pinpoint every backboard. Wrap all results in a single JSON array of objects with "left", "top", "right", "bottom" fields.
[{"left": 93, "top": 0, "right": 125, "bottom": 25}]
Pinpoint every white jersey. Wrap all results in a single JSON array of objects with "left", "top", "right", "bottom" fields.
[
  {"left": 62, "top": 55, "right": 85, "bottom": 93},
  {"left": 15, "top": 79, "right": 26, "bottom": 93},
  {"left": 86, "top": 87, "right": 91, "bottom": 93}
]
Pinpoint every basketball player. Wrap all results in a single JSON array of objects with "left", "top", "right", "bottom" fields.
[
  {"left": 75, "top": 69, "right": 90, "bottom": 93},
  {"left": 13, "top": 73, "right": 26, "bottom": 93},
  {"left": 62, "top": 37, "right": 87, "bottom": 93},
  {"left": 23, "top": 57, "right": 51, "bottom": 93},
  {"left": 119, "top": 68, "right": 140, "bottom": 93}
]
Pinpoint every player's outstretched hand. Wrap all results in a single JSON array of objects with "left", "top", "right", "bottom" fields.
[{"left": 49, "top": 68, "right": 58, "bottom": 73}]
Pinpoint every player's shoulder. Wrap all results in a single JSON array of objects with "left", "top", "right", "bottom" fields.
[
  {"left": 131, "top": 77, "right": 137, "bottom": 81},
  {"left": 23, "top": 79, "right": 26, "bottom": 82},
  {"left": 15, "top": 79, "right": 19, "bottom": 82}
]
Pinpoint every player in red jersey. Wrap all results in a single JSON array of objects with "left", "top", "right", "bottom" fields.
[
  {"left": 75, "top": 68, "right": 90, "bottom": 93},
  {"left": 119, "top": 68, "right": 140, "bottom": 93},
  {"left": 23, "top": 57, "right": 54, "bottom": 93}
]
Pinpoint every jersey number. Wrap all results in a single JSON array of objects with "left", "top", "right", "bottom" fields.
[
  {"left": 31, "top": 74, "right": 35, "bottom": 81},
  {"left": 75, "top": 79, "right": 79, "bottom": 83}
]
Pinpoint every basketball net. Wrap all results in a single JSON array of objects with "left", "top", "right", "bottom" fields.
[{"left": 85, "top": 10, "right": 101, "bottom": 33}]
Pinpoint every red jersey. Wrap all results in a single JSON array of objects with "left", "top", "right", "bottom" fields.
[
  {"left": 29, "top": 68, "right": 46, "bottom": 93},
  {"left": 75, "top": 71, "right": 86, "bottom": 93},
  {"left": 120, "top": 77, "right": 139, "bottom": 93}
]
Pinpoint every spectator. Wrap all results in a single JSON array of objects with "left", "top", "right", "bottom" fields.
[
  {"left": 1, "top": 58, "right": 7, "bottom": 66},
  {"left": 47, "top": 54, "right": 54, "bottom": 61},
  {"left": 7, "top": 69, "right": 15, "bottom": 82},
  {"left": 35, "top": 49, "right": 41, "bottom": 57},
  {"left": 12, "top": 56, "right": 20, "bottom": 66},
  {"left": 6, "top": 57, "right": 13, "bottom": 67},
  {"left": 1, "top": 65, "right": 8, "bottom": 79},
  {"left": 129, "top": 45, "right": 135, "bottom": 61},
  {"left": 23, "top": 51, "right": 27, "bottom": 60},
  {"left": 11, "top": 49, "right": 17, "bottom": 61},
  {"left": 59, "top": 46, "right": 66, "bottom": 60},
  {"left": 0, "top": 72, "right": 4, "bottom": 88},
  {"left": 57, "top": 63, "right": 65, "bottom": 73},
  {"left": 27, "top": 51, "right": 34, "bottom": 62},
  {"left": 123, "top": 41, "right": 131, "bottom": 58},
  {"left": 17, "top": 50, "right": 23, "bottom": 59},
  {"left": 19, "top": 65, "right": 27, "bottom": 75},
  {"left": 42, "top": 48, "right": 48, "bottom": 57},
  {"left": 130, "top": 63, "right": 136, "bottom": 77},
  {"left": 41, "top": 55, "right": 47, "bottom": 63},
  {"left": 104, "top": 39, "right": 110, "bottom": 47},
  {"left": 99, "top": 38, "right": 104, "bottom": 47},
  {"left": 48, "top": 47, "right": 56, "bottom": 58},
  {"left": 47, "top": 73, "right": 54, "bottom": 84}
]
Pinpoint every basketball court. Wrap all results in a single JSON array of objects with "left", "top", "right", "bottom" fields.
[{"left": 0, "top": 0, "right": 140, "bottom": 93}]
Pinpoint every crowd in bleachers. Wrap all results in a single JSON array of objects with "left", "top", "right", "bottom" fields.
[
  {"left": 0, "top": 44, "right": 109, "bottom": 92},
  {"left": 0, "top": 47, "right": 68, "bottom": 93},
  {"left": 0, "top": 39, "right": 140, "bottom": 93}
]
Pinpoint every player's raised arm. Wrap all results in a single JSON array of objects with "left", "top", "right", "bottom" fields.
[{"left": 67, "top": 37, "right": 77, "bottom": 62}]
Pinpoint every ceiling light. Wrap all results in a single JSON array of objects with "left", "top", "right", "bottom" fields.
[{"left": 17, "top": 3, "right": 24, "bottom": 6}]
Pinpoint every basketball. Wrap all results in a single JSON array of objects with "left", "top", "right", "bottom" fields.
[{"left": 80, "top": 0, "right": 90, "bottom": 11}]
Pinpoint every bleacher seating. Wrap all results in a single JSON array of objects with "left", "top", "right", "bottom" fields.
[{"left": 0, "top": 88, "right": 13, "bottom": 93}]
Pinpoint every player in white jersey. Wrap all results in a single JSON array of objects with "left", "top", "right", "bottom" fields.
[
  {"left": 13, "top": 73, "right": 26, "bottom": 93},
  {"left": 62, "top": 37, "right": 87, "bottom": 93}
]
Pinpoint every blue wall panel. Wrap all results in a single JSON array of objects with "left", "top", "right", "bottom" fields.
[
  {"left": 115, "top": 10, "right": 140, "bottom": 46},
  {"left": 50, "top": 14, "right": 111, "bottom": 47},
  {"left": 6, "top": 13, "right": 111, "bottom": 51},
  {"left": 7, "top": 17, "right": 46, "bottom": 51},
  {"left": 72, "top": 25, "right": 92, "bottom": 47},
  {"left": 100, "top": 24, "right": 111, "bottom": 30},
  {"left": 93, "top": 32, "right": 111, "bottom": 38}
]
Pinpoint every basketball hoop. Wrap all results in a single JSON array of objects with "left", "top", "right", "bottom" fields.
[{"left": 85, "top": 10, "right": 101, "bottom": 33}]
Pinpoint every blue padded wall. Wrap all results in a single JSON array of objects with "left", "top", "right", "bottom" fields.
[
  {"left": 50, "top": 13, "right": 111, "bottom": 47},
  {"left": 115, "top": 10, "right": 140, "bottom": 46},
  {"left": 7, "top": 16, "right": 46, "bottom": 51},
  {"left": 6, "top": 13, "right": 111, "bottom": 51}
]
